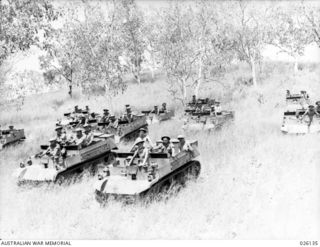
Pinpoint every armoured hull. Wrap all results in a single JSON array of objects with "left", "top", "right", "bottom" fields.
[
  {"left": 14, "top": 134, "right": 117, "bottom": 185},
  {"left": 94, "top": 140, "right": 201, "bottom": 204},
  {"left": 0, "top": 129, "right": 25, "bottom": 150},
  {"left": 281, "top": 115, "right": 320, "bottom": 134},
  {"left": 183, "top": 111, "right": 234, "bottom": 131},
  {"left": 101, "top": 115, "right": 148, "bottom": 143},
  {"left": 144, "top": 110, "right": 175, "bottom": 124}
]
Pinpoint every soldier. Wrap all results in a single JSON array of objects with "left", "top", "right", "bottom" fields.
[
  {"left": 161, "top": 103, "right": 167, "bottom": 112},
  {"left": 152, "top": 105, "right": 159, "bottom": 115},
  {"left": 159, "top": 136, "right": 173, "bottom": 155},
  {"left": 85, "top": 105, "right": 90, "bottom": 112},
  {"left": 74, "top": 105, "right": 81, "bottom": 113},
  {"left": 83, "top": 124, "right": 94, "bottom": 146},
  {"left": 101, "top": 109, "right": 110, "bottom": 123},
  {"left": 55, "top": 126, "right": 67, "bottom": 145},
  {"left": 210, "top": 105, "right": 216, "bottom": 116},
  {"left": 301, "top": 105, "right": 319, "bottom": 127},
  {"left": 215, "top": 102, "right": 222, "bottom": 114},
  {"left": 134, "top": 127, "right": 153, "bottom": 148},
  {"left": 131, "top": 140, "right": 149, "bottom": 160},
  {"left": 123, "top": 107, "right": 133, "bottom": 122},
  {"left": 8, "top": 125, "right": 14, "bottom": 133},
  {"left": 177, "top": 135, "right": 193, "bottom": 152},
  {"left": 41, "top": 137, "right": 61, "bottom": 163},
  {"left": 72, "top": 128, "right": 86, "bottom": 147},
  {"left": 315, "top": 101, "right": 320, "bottom": 113},
  {"left": 286, "top": 90, "right": 291, "bottom": 98},
  {"left": 192, "top": 95, "right": 196, "bottom": 104}
]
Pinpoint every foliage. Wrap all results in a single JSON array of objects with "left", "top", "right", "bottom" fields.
[
  {"left": 156, "top": 1, "right": 234, "bottom": 105},
  {"left": 267, "top": 4, "right": 312, "bottom": 72},
  {"left": 0, "top": 0, "right": 59, "bottom": 67}
]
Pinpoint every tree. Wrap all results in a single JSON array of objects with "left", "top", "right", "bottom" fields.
[
  {"left": 119, "top": 0, "right": 146, "bottom": 84},
  {"left": 268, "top": 5, "right": 311, "bottom": 74},
  {"left": 0, "top": 0, "right": 58, "bottom": 67},
  {"left": 156, "top": 2, "right": 233, "bottom": 104},
  {"left": 227, "top": 0, "right": 271, "bottom": 88},
  {"left": 39, "top": 18, "right": 81, "bottom": 97},
  {"left": 300, "top": 1, "right": 320, "bottom": 47}
]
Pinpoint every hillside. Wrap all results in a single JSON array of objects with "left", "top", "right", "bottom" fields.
[{"left": 0, "top": 62, "right": 319, "bottom": 239}]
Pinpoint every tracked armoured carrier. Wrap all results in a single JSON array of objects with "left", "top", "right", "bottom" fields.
[
  {"left": 94, "top": 140, "right": 200, "bottom": 204},
  {"left": 57, "top": 110, "right": 99, "bottom": 130},
  {"left": 14, "top": 133, "right": 117, "bottom": 184},
  {"left": 98, "top": 114, "right": 148, "bottom": 143},
  {"left": 183, "top": 110, "right": 234, "bottom": 131},
  {"left": 281, "top": 110, "right": 320, "bottom": 134},
  {"left": 285, "top": 94, "right": 309, "bottom": 112},
  {"left": 185, "top": 97, "right": 216, "bottom": 113},
  {"left": 142, "top": 109, "right": 175, "bottom": 124},
  {"left": 0, "top": 127, "right": 26, "bottom": 150}
]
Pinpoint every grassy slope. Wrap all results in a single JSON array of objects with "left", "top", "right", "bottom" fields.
[{"left": 0, "top": 63, "right": 319, "bottom": 239}]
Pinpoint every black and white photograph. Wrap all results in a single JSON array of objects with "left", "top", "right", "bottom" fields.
[{"left": 0, "top": 0, "right": 319, "bottom": 244}]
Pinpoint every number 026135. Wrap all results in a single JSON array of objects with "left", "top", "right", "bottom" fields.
[{"left": 300, "top": 241, "right": 318, "bottom": 246}]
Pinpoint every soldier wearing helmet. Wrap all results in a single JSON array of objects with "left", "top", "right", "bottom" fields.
[
  {"left": 101, "top": 109, "right": 110, "bottom": 123},
  {"left": 83, "top": 124, "right": 94, "bottom": 146},
  {"left": 55, "top": 126, "right": 67, "bottom": 145},
  {"left": 161, "top": 103, "right": 167, "bottom": 112},
  {"left": 158, "top": 136, "right": 173, "bottom": 155},
  {"left": 152, "top": 105, "right": 160, "bottom": 115},
  {"left": 41, "top": 137, "right": 61, "bottom": 163},
  {"left": 315, "top": 101, "right": 320, "bottom": 113},
  {"left": 177, "top": 135, "right": 193, "bottom": 152},
  {"left": 301, "top": 105, "right": 319, "bottom": 128},
  {"left": 71, "top": 128, "right": 86, "bottom": 147},
  {"left": 133, "top": 127, "right": 153, "bottom": 148}
]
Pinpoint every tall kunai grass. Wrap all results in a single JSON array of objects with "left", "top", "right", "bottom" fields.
[{"left": 0, "top": 62, "right": 319, "bottom": 239}]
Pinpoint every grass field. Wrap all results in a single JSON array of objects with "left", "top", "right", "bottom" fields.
[{"left": 0, "top": 62, "right": 319, "bottom": 239}]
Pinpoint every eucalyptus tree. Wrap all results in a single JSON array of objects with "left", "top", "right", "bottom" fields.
[
  {"left": 119, "top": 0, "right": 146, "bottom": 84},
  {"left": 156, "top": 1, "right": 234, "bottom": 105},
  {"left": 226, "top": 0, "right": 272, "bottom": 88},
  {"left": 300, "top": 1, "right": 320, "bottom": 48},
  {"left": 268, "top": 4, "right": 311, "bottom": 74}
]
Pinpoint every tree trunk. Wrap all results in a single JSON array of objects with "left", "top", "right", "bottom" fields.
[
  {"left": 250, "top": 55, "right": 257, "bottom": 88},
  {"left": 294, "top": 56, "right": 298, "bottom": 75},
  {"left": 182, "top": 78, "right": 187, "bottom": 105},
  {"left": 195, "top": 59, "right": 203, "bottom": 98}
]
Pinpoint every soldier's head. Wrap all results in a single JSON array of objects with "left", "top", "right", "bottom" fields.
[
  {"left": 125, "top": 104, "right": 130, "bottom": 110},
  {"left": 9, "top": 125, "right": 14, "bottom": 130},
  {"left": 309, "top": 105, "right": 315, "bottom": 109},
  {"left": 192, "top": 95, "right": 196, "bottom": 101},
  {"left": 316, "top": 101, "right": 320, "bottom": 106},
  {"left": 161, "top": 136, "right": 170, "bottom": 146},
  {"left": 85, "top": 105, "right": 89, "bottom": 111},
  {"left": 49, "top": 137, "right": 57, "bottom": 147},
  {"left": 126, "top": 107, "right": 132, "bottom": 114},
  {"left": 55, "top": 125, "right": 63, "bottom": 135},
  {"left": 75, "top": 128, "right": 83, "bottom": 138},
  {"left": 162, "top": 103, "right": 167, "bottom": 109},
  {"left": 177, "top": 135, "right": 185, "bottom": 145},
  {"left": 103, "top": 109, "right": 109, "bottom": 116},
  {"left": 74, "top": 105, "right": 79, "bottom": 111},
  {"left": 154, "top": 105, "right": 158, "bottom": 110},
  {"left": 139, "top": 127, "right": 147, "bottom": 138}
]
